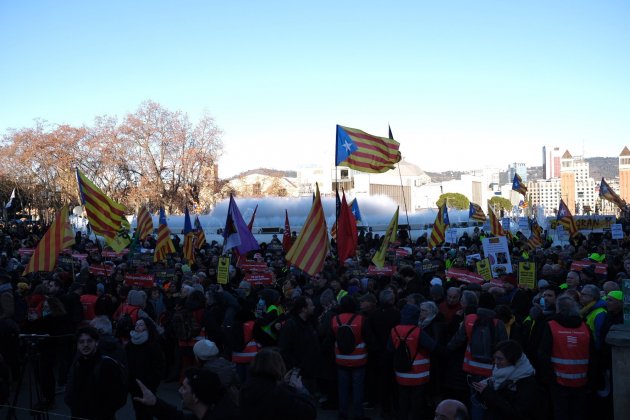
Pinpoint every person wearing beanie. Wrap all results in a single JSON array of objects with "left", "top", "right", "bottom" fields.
[{"left": 193, "top": 339, "right": 240, "bottom": 391}]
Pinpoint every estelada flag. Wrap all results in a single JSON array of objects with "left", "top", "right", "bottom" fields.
[
  {"left": 599, "top": 177, "right": 626, "bottom": 210},
  {"left": 512, "top": 173, "right": 527, "bottom": 196},
  {"left": 557, "top": 199, "right": 578, "bottom": 237},
  {"left": 335, "top": 125, "right": 401, "bottom": 173},
  {"left": 469, "top": 202, "right": 486, "bottom": 222}
]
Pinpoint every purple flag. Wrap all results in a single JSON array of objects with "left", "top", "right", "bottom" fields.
[{"left": 223, "top": 195, "right": 259, "bottom": 254}]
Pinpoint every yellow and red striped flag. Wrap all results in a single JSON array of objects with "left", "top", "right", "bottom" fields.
[
  {"left": 488, "top": 204, "right": 507, "bottom": 237},
  {"left": 136, "top": 206, "right": 154, "bottom": 241},
  {"left": 428, "top": 204, "right": 449, "bottom": 250},
  {"left": 23, "top": 206, "right": 75, "bottom": 275},
  {"left": 286, "top": 184, "right": 329, "bottom": 276},
  {"left": 154, "top": 208, "right": 176, "bottom": 262},
  {"left": 526, "top": 219, "right": 544, "bottom": 250},
  {"left": 76, "top": 169, "right": 127, "bottom": 242},
  {"left": 194, "top": 216, "right": 206, "bottom": 250}
]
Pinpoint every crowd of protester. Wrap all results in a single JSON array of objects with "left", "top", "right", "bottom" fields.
[{"left": 0, "top": 218, "right": 627, "bottom": 420}]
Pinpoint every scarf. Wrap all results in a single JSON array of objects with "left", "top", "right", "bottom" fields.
[
  {"left": 488, "top": 354, "right": 535, "bottom": 390},
  {"left": 419, "top": 313, "right": 436, "bottom": 328},
  {"left": 130, "top": 330, "right": 149, "bottom": 345}
]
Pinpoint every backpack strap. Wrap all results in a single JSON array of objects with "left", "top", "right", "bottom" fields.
[{"left": 402, "top": 326, "right": 419, "bottom": 358}]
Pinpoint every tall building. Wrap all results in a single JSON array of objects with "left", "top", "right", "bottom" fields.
[
  {"left": 528, "top": 178, "right": 561, "bottom": 216},
  {"left": 560, "top": 150, "right": 596, "bottom": 215},
  {"left": 542, "top": 146, "right": 561, "bottom": 179},
  {"left": 507, "top": 162, "right": 527, "bottom": 183},
  {"left": 619, "top": 146, "right": 630, "bottom": 203}
]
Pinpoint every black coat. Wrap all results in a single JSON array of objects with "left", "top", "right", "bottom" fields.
[
  {"left": 277, "top": 314, "right": 322, "bottom": 379},
  {"left": 65, "top": 351, "right": 126, "bottom": 420},
  {"left": 479, "top": 375, "right": 544, "bottom": 420},
  {"left": 239, "top": 376, "right": 316, "bottom": 420},
  {"left": 126, "top": 339, "right": 165, "bottom": 393}
]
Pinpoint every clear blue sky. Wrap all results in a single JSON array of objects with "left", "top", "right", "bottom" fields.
[{"left": 1, "top": 1, "right": 629, "bottom": 177}]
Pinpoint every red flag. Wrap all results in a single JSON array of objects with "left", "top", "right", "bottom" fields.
[
  {"left": 247, "top": 204, "right": 258, "bottom": 232},
  {"left": 282, "top": 210, "right": 292, "bottom": 252},
  {"left": 336, "top": 192, "right": 357, "bottom": 264}
]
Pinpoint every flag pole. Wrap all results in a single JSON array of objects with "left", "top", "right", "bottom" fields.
[{"left": 390, "top": 125, "right": 412, "bottom": 242}]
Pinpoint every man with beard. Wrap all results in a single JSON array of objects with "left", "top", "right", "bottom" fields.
[{"left": 65, "top": 327, "right": 127, "bottom": 420}]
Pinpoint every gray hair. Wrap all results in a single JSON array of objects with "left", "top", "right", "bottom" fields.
[
  {"left": 320, "top": 288, "right": 336, "bottom": 308},
  {"left": 461, "top": 290, "right": 478, "bottom": 308},
  {"left": 556, "top": 295, "right": 580, "bottom": 317},
  {"left": 580, "top": 284, "right": 601, "bottom": 300},
  {"left": 379, "top": 289, "right": 396, "bottom": 306},
  {"left": 420, "top": 301, "right": 439, "bottom": 318},
  {"left": 90, "top": 316, "right": 113, "bottom": 336}
]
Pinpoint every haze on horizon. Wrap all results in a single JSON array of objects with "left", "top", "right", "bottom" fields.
[{"left": 1, "top": 1, "right": 628, "bottom": 178}]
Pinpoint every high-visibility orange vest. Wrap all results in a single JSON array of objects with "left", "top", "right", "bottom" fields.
[
  {"left": 463, "top": 314, "right": 498, "bottom": 377},
  {"left": 549, "top": 320, "right": 590, "bottom": 388},
  {"left": 232, "top": 320, "right": 261, "bottom": 364},
  {"left": 331, "top": 313, "right": 368, "bottom": 367},
  {"left": 391, "top": 325, "right": 430, "bottom": 386}
]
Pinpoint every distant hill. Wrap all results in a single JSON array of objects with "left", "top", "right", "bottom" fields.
[
  {"left": 428, "top": 157, "right": 618, "bottom": 184},
  {"left": 233, "top": 157, "right": 618, "bottom": 184},
  {"left": 587, "top": 157, "right": 618, "bottom": 181},
  {"left": 230, "top": 168, "right": 297, "bottom": 180},
  {"left": 425, "top": 170, "right": 467, "bottom": 183}
]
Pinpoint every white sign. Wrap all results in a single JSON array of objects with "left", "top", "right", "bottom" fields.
[
  {"left": 501, "top": 218, "right": 511, "bottom": 232},
  {"left": 446, "top": 228, "right": 458, "bottom": 244},
  {"left": 555, "top": 226, "right": 569, "bottom": 242},
  {"left": 518, "top": 217, "right": 531, "bottom": 236},
  {"left": 481, "top": 236, "right": 513, "bottom": 277},
  {"left": 611, "top": 223, "right": 624, "bottom": 240}
]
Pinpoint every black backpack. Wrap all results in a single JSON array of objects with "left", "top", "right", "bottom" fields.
[
  {"left": 393, "top": 326, "right": 418, "bottom": 372},
  {"left": 172, "top": 309, "right": 202, "bottom": 341},
  {"left": 470, "top": 316, "right": 496, "bottom": 363},
  {"left": 115, "top": 307, "right": 140, "bottom": 337},
  {"left": 95, "top": 355, "right": 128, "bottom": 411},
  {"left": 335, "top": 314, "right": 358, "bottom": 354}
]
